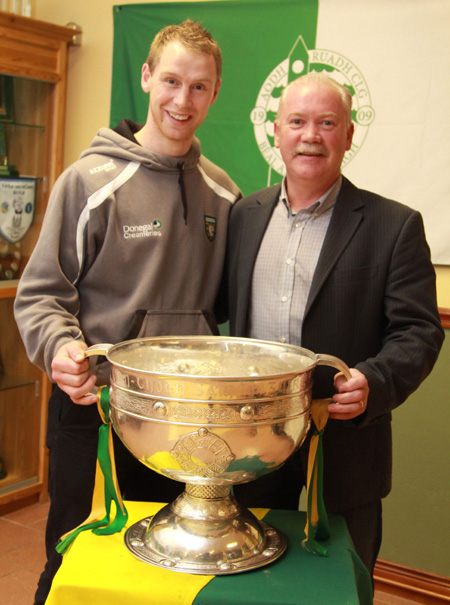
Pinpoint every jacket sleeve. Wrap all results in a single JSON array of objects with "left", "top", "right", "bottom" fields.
[
  {"left": 14, "top": 167, "right": 91, "bottom": 377},
  {"left": 214, "top": 247, "right": 229, "bottom": 327},
  {"left": 356, "top": 210, "right": 444, "bottom": 424},
  {"left": 214, "top": 190, "right": 244, "bottom": 328}
]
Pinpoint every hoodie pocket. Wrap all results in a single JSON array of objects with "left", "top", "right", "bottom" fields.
[
  {"left": 126, "top": 309, "right": 219, "bottom": 340},
  {"left": 93, "top": 310, "right": 219, "bottom": 385}
]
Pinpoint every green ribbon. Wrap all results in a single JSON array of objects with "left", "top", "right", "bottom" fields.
[{"left": 56, "top": 387, "right": 128, "bottom": 555}]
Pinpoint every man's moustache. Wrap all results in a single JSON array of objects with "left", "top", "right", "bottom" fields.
[{"left": 294, "top": 145, "right": 328, "bottom": 157}]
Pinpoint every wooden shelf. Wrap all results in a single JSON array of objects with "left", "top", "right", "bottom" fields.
[
  {"left": 0, "top": 473, "right": 39, "bottom": 496},
  {"left": 0, "top": 280, "right": 18, "bottom": 299},
  {"left": 0, "top": 373, "right": 38, "bottom": 392}
]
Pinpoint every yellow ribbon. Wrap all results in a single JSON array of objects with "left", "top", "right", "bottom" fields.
[{"left": 302, "top": 398, "right": 331, "bottom": 556}]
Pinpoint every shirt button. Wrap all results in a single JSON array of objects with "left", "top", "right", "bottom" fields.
[
  {"left": 295, "top": 223, "right": 301, "bottom": 228},
  {"left": 280, "top": 337, "right": 286, "bottom": 343},
  {"left": 281, "top": 296, "right": 288, "bottom": 302},
  {"left": 286, "top": 258, "right": 292, "bottom": 265}
]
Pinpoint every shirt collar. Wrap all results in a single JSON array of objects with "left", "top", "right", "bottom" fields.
[{"left": 280, "top": 175, "right": 342, "bottom": 217}]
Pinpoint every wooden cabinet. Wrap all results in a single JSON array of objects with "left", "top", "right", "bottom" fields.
[{"left": 0, "top": 11, "right": 80, "bottom": 514}]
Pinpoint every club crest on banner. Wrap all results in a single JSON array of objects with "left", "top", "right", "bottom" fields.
[
  {"left": 0, "top": 178, "right": 36, "bottom": 243},
  {"left": 250, "top": 36, "right": 375, "bottom": 184}
]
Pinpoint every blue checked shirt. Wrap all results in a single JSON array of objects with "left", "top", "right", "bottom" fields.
[{"left": 248, "top": 176, "right": 342, "bottom": 346}]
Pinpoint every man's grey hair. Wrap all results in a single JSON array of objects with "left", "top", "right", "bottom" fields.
[{"left": 277, "top": 72, "right": 353, "bottom": 126}]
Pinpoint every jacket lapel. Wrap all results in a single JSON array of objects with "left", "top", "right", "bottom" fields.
[
  {"left": 305, "top": 178, "right": 365, "bottom": 316},
  {"left": 234, "top": 185, "right": 280, "bottom": 333},
  {"left": 238, "top": 185, "right": 280, "bottom": 277}
]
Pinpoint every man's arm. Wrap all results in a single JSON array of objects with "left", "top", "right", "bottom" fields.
[
  {"left": 14, "top": 168, "right": 91, "bottom": 379},
  {"left": 346, "top": 210, "right": 443, "bottom": 423}
]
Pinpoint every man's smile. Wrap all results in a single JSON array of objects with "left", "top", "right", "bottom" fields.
[{"left": 168, "top": 111, "right": 191, "bottom": 122}]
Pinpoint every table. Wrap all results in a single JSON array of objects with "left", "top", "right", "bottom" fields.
[{"left": 46, "top": 501, "right": 373, "bottom": 605}]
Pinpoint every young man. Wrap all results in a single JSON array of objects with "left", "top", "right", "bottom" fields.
[
  {"left": 230, "top": 73, "right": 444, "bottom": 578},
  {"left": 14, "top": 20, "right": 240, "bottom": 604}
]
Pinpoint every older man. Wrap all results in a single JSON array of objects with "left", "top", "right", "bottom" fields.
[{"left": 230, "top": 73, "right": 444, "bottom": 577}]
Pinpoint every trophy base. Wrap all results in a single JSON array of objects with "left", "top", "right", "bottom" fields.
[{"left": 124, "top": 485, "right": 287, "bottom": 575}]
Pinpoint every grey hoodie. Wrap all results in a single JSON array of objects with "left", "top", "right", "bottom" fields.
[{"left": 14, "top": 121, "right": 241, "bottom": 382}]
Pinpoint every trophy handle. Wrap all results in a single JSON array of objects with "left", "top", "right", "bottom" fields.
[
  {"left": 315, "top": 353, "right": 352, "bottom": 381},
  {"left": 84, "top": 343, "right": 113, "bottom": 358}
]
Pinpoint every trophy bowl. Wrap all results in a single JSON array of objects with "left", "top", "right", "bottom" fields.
[{"left": 86, "top": 336, "right": 350, "bottom": 575}]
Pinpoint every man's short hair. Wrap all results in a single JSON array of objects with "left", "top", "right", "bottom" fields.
[
  {"left": 277, "top": 72, "right": 353, "bottom": 126},
  {"left": 146, "top": 19, "right": 222, "bottom": 81}
]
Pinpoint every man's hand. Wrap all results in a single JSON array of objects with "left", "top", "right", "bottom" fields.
[
  {"left": 327, "top": 368, "right": 369, "bottom": 420},
  {"left": 51, "top": 340, "right": 97, "bottom": 405}
]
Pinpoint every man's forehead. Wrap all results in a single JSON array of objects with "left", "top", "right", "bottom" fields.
[
  {"left": 282, "top": 84, "right": 343, "bottom": 113},
  {"left": 155, "top": 41, "right": 217, "bottom": 79},
  {"left": 289, "top": 82, "right": 340, "bottom": 101}
]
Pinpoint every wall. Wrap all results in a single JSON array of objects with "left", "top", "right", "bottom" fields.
[
  {"left": 379, "top": 330, "right": 449, "bottom": 576},
  {"left": 35, "top": 0, "right": 449, "bottom": 576},
  {"left": 436, "top": 266, "right": 450, "bottom": 309}
]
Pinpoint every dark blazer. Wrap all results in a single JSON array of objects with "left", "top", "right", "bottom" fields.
[{"left": 227, "top": 176, "right": 444, "bottom": 511}]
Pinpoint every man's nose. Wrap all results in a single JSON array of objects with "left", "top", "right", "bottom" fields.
[
  {"left": 301, "top": 122, "right": 321, "bottom": 141},
  {"left": 174, "top": 85, "right": 191, "bottom": 106}
]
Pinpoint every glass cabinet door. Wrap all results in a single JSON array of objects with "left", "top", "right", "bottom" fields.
[
  {"left": 1, "top": 74, "right": 52, "bottom": 278},
  {"left": 0, "top": 73, "right": 53, "bottom": 500}
]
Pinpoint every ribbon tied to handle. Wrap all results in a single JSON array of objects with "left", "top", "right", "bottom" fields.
[
  {"left": 56, "top": 387, "right": 128, "bottom": 555},
  {"left": 302, "top": 398, "right": 331, "bottom": 556}
]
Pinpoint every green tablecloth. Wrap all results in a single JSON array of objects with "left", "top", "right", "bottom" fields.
[{"left": 195, "top": 508, "right": 373, "bottom": 605}]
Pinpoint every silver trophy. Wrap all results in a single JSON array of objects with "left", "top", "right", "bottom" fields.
[{"left": 86, "top": 336, "right": 350, "bottom": 575}]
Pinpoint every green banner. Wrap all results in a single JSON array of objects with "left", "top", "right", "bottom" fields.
[{"left": 111, "top": 0, "right": 319, "bottom": 195}]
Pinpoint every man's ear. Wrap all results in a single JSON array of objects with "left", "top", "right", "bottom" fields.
[
  {"left": 274, "top": 120, "right": 280, "bottom": 149},
  {"left": 346, "top": 122, "right": 355, "bottom": 151},
  {"left": 210, "top": 79, "right": 222, "bottom": 106},
  {"left": 141, "top": 63, "right": 152, "bottom": 94}
]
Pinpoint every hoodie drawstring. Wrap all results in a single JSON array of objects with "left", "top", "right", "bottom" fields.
[{"left": 177, "top": 162, "right": 188, "bottom": 224}]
